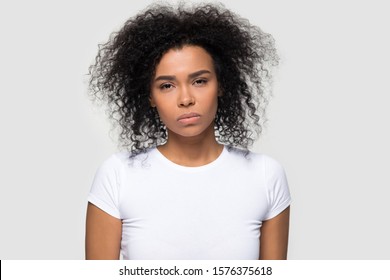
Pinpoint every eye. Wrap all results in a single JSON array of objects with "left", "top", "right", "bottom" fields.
[
  {"left": 193, "top": 79, "right": 208, "bottom": 86},
  {"left": 159, "top": 83, "right": 174, "bottom": 91}
]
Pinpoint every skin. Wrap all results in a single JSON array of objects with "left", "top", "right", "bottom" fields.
[
  {"left": 260, "top": 206, "right": 290, "bottom": 259},
  {"left": 85, "top": 203, "right": 122, "bottom": 260},
  {"left": 85, "top": 45, "right": 290, "bottom": 259},
  {"left": 150, "top": 45, "right": 223, "bottom": 166}
]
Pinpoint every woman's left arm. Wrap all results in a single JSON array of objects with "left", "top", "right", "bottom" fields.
[{"left": 259, "top": 206, "right": 290, "bottom": 260}]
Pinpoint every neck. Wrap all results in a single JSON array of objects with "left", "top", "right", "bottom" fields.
[{"left": 157, "top": 124, "right": 223, "bottom": 167}]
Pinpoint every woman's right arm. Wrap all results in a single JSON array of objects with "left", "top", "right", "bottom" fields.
[{"left": 85, "top": 202, "right": 122, "bottom": 260}]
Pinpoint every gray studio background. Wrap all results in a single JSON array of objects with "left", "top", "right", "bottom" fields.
[{"left": 1, "top": 0, "right": 389, "bottom": 259}]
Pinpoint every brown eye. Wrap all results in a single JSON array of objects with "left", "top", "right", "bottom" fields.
[
  {"left": 193, "top": 79, "right": 207, "bottom": 86},
  {"left": 160, "top": 83, "right": 174, "bottom": 90}
]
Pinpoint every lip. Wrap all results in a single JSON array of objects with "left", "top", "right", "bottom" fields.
[
  {"left": 177, "top": 112, "right": 201, "bottom": 121},
  {"left": 177, "top": 112, "right": 201, "bottom": 124}
]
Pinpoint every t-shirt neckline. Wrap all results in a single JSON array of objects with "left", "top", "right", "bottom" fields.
[{"left": 152, "top": 145, "right": 227, "bottom": 172}]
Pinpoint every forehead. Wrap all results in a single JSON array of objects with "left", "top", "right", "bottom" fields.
[{"left": 154, "top": 45, "right": 215, "bottom": 75}]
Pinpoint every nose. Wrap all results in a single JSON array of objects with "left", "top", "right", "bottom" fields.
[{"left": 178, "top": 86, "right": 195, "bottom": 107}]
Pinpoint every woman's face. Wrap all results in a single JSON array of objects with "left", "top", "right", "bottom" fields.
[{"left": 150, "top": 45, "right": 219, "bottom": 139}]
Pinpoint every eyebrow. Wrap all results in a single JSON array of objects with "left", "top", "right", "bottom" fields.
[{"left": 154, "top": 70, "right": 212, "bottom": 82}]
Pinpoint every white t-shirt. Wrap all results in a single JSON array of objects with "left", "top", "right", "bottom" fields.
[{"left": 88, "top": 146, "right": 291, "bottom": 259}]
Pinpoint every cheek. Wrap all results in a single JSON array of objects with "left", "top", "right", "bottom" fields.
[
  {"left": 154, "top": 105, "right": 172, "bottom": 125},
  {"left": 150, "top": 96, "right": 167, "bottom": 113},
  {"left": 207, "top": 95, "right": 219, "bottom": 110}
]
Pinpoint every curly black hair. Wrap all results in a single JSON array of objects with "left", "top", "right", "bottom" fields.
[{"left": 88, "top": 2, "right": 279, "bottom": 155}]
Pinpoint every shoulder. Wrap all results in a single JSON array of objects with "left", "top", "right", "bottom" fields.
[
  {"left": 96, "top": 151, "right": 129, "bottom": 172},
  {"left": 98, "top": 148, "right": 157, "bottom": 169},
  {"left": 93, "top": 149, "right": 156, "bottom": 181},
  {"left": 225, "top": 146, "right": 285, "bottom": 172},
  {"left": 90, "top": 148, "right": 156, "bottom": 191}
]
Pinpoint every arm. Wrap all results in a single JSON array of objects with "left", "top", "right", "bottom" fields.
[
  {"left": 85, "top": 202, "right": 122, "bottom": 260},
  {"left": 259, "top": 206, "right": 290, "bottom": 260}
]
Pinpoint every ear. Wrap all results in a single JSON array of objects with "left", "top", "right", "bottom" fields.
[
  {"left": 149, "top": 96, "right": 156, "bottom": 107},
  {"left": 218, "top": 88, "right": 223, "bottom": 97}
]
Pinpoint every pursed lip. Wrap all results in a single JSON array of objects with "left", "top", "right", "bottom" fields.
[{"left": 177, "top": 112, "right": 201, "bottom": 121}]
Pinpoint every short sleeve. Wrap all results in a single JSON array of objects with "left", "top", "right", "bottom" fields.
[
  {"left": 263, "top": 156, "right": 291, "bottom": 220},
  {"left": 87, "top": 154, "right": 123, "bottom": 219}
]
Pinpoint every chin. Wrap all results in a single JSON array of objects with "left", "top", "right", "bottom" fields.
[
  {"left": 168, "top": 126, "right": 212, "bottom": 138},
  {"left": 165, "top": 119, "right": 216, "bottom": 139}
]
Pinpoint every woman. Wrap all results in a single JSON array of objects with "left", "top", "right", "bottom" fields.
[{"left": 86, "top": 2, "right": 291, "bottom": 260}]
